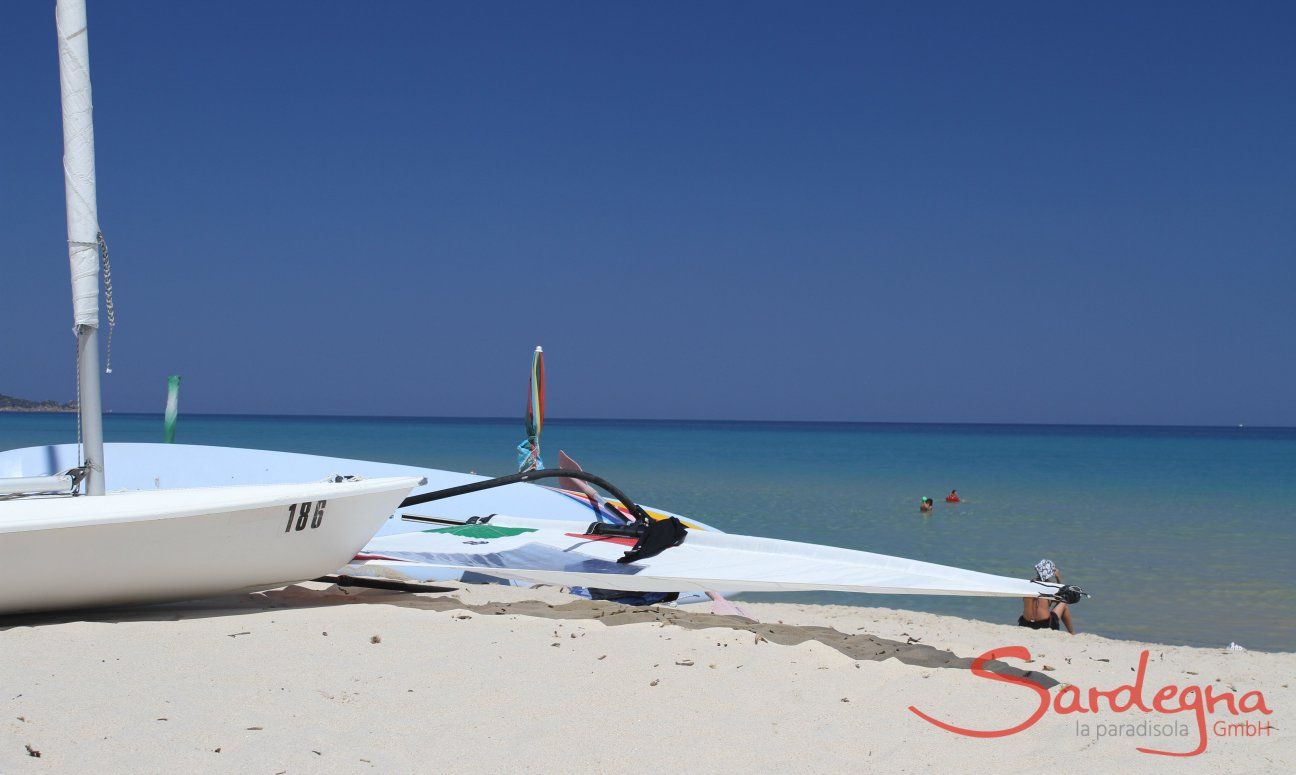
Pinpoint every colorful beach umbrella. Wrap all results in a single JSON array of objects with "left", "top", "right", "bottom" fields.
[{"left": 516, "top": 346, "right": 545, "bottom": 471}]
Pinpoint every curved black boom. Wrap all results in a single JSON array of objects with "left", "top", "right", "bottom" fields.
[{"left": 398, "top": 467, "right": 655, "bottom": 525}]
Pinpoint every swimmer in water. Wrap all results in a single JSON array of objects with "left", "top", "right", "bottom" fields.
[
  {"left": 946, "top": 489, "right": 960, "bottom": 503},
  {"left": 920, "top": 497, "right": 934, "bottom": 513}
]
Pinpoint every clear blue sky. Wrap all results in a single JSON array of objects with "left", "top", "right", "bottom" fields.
[{"left": 2, "top": 2, "right": 1292, "bottom": 424}]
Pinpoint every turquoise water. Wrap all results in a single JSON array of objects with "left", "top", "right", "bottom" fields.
[{"left": 3, "top": 414, "right": 1293, "bottom": 652}]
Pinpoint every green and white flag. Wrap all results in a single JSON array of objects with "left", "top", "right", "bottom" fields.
[{"left": 163, "top": 375, "right": 180, "bottom": 443}]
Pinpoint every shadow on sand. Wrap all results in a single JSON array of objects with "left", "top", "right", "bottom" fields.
[{"left": 2, "top": 579, "right": 1058, "bottom": 689}]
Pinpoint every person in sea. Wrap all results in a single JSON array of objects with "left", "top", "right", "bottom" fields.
[
  {"left": 945, "top": 489, "right": 960, "bottom": 503},
  {"left": 1019, "top": 558, "right": 1076, "bottom": 634},
  {"left": 919, "top": 497, "right": 933, "bottom": 513}
]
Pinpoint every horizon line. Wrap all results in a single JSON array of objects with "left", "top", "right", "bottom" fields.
[{"left": 3, "top": 410, "right": 1288, "bottom": 431}]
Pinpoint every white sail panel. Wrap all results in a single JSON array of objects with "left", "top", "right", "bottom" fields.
[
  {"left": 56, "top": 0, "right": 100, "bottom": 328},
  {"left": 355, "top": 517, "right": 1061, "bottom": 599}
]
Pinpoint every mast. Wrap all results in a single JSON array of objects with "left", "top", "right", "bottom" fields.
[{"left": 56, "top": 0, "right": 105, "bottom": 495}]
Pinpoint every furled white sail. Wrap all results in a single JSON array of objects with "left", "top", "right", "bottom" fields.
[
  {"left": 56, "top": 0, "right": 100, "bottom": 329},
  {"left": 353, "top": 516, "right": 1062, "bottom": 599}
]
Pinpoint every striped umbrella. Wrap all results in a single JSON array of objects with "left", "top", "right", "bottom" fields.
[{"left": 516, "top": 346, "right": 545, "bottom": 471}]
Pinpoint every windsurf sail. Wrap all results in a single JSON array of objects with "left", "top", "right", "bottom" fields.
[
  {"left": 353, "top": 515, "right": 1078, "bottom": 601},
  {"left": 516, "top": 346, "right": 545, "bottom": 472}
]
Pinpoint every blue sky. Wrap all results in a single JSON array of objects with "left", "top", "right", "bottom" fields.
[{"left": 2, "top": 1, "right": 1292, "bottom": 424}]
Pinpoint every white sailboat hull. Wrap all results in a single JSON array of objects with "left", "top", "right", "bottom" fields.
[{"left": 0, "top": 476, "right": 420, "bottom": 615}]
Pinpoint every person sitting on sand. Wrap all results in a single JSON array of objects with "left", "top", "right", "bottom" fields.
[
  {"left": 920, "top": 497, "right": 933, "bottom": 513},
  {"left": 945, "top": 490, "right": 960, "bottom": 503},
  {"left": 1019, "top": 558, "right": 1075, "bottom": 634}
]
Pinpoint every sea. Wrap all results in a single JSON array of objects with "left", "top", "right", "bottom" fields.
[{"left": 3, "top": 413, "right": 1293, "bottom": 653}]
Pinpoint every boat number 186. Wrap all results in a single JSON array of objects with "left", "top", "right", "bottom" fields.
[{"left": 285, "top": 500, "right": 326, "bottom": 532}]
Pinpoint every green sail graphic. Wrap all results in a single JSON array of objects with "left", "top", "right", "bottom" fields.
[{"left": 163, "top": 375, "right": 180, "bottom": 443}]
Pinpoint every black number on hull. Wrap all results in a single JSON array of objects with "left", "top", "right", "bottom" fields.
[{"left": 285, "top": 501, "right": 326, "bottom": 532}]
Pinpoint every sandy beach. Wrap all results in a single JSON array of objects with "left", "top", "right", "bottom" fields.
[{"left": 2, "top": 582, "right": 1289, "bottom": 773}]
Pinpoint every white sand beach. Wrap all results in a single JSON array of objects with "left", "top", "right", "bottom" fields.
[{"left": 2, "top": 582, "right": 1290, "bottom": 773}]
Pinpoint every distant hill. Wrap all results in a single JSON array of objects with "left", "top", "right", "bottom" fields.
[{"left": 0, "top": 393, "right": 77, "bottom": 413}]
